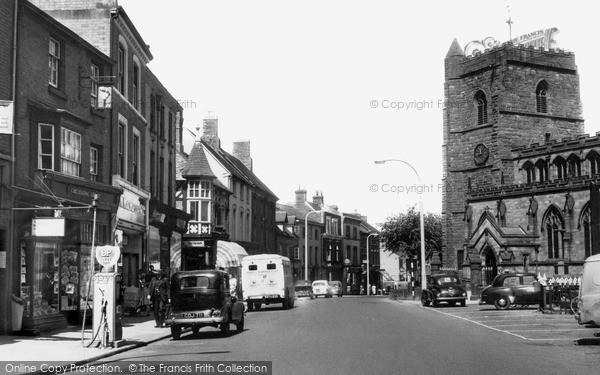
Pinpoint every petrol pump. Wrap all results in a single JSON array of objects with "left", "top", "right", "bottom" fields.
[{"left": 92, "top": 245, "right": 123, "bottom": 347}]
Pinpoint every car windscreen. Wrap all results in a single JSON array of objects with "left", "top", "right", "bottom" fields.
[
  {"left": 313, "top": 282, "right": 326, "bottom": 287},
  {"left": 522, "top": 275, "right": 536, "bottom": 285},
  {"left": 435, "top": 277, "right": 459, "bottom": 285},
  {"left": 179, "top": 275, "right": 222, "bottom": 290}
]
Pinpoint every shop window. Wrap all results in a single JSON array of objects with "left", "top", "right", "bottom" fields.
[{"left": 32, "top": 242, "right": 59, "bottom": 317}]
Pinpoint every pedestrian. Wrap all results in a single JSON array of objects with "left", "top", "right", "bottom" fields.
[
  {"left": 148, "top": 270, "right": 170, "bottom": 327},
  {"left": 138, "top": 269, "right": 151, "bottom": 316}
]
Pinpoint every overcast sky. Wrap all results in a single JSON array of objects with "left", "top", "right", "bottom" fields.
[{"left": 119, "top": 0, "right": 600, "bottom": 226}]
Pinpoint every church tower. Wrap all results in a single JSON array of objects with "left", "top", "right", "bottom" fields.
[{"left": 441, "top": 38, "right": 584, "bottom": 269}]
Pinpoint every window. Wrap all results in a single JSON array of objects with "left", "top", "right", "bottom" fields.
[
  {"left": 314, "top": 229, "right": 318, "bottom": 239},
  {"left": 553, "top": 157, "right": 567, "bottom": 180},
  {"left": 567, "top": 154, "right": 581, "bottom": 178},
  {"left": 49, "top": 38, "right": 60, "bottom": 87},
  {"left": 522, "top": 161, "right": 535, "bottom": 184},
  {"left": 545, "top": 207, "right": 564, "bottom": 259},
  {"left": 536, "top": 81, "right": 548, "bottom": 113},
  {"left": 150, "top": 150, "right": 156, "bottom": 196},
  {"left": 132, "top": 133, "right": 139, "bottom": 186},
  {"left": 118, "top": 123, "right": 125, "bottom": 178},
  {"left": 132, "top": 60, "right": 140, "bottom": 109},
  {"left": 117, "top": 43, "right": 126, "bottom": 94},
  {"left": 90, "top": 64, "right": 99, "bottom": 107},
  {"left": 61, "top": 128, "right": 81, "bottom": 176},
  {"left": 168, "top": 111, "right": 173, "bottom": 144},
  {"left": 353, "top": 227, "right": 357, "bottom": 239},
  {"left": 345, "top": 225, "right": 350, "bottom": 238},
  {"left": 535, "top": 159, "right": 548, "bottom": 182},
  {"left": 248, "top": 265, "right": 257, "bottom": 271},
  {"left": 294, "top": 247, "right": 299, "bottom": 260},
  {"left": 474, "top": 91, "right": 488, "bottom": 125},
  {"left": 38, "top": 124, "right": 54, "bottom": 170},
  {"left": 587, "top": 152, "right": 600, "bottom": 175},
  {"left": 188, "top": 181, "right": 200, "bottom": 198},
  {"left": 90, "top": 147, "right": 98, "bottom": 181},
  {"left": 267, "top": 264, "right": 276, "bottom": 270}
]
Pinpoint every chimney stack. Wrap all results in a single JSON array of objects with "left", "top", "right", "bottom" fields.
[
  {"left": 233, "top": 140, "right": 253, "bottom": 171},
  {"left": 312, "top": 191, "right": 324, "bottom": 207},
  {"left": 200, "top": 116, "right": 220, "bottom": 150},
  {"left": 295, "top": 189, "right": 307, "bottom": 205}
]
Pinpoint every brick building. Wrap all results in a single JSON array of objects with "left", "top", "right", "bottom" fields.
[
  {"left": 441, "top": 36, "right": 600, "bottom": 290},
  {"left": 30, "top": 0, "right": 190, "bottom": 287},
  {"left": 0, "top": 0, "right": 123, "bottom": 333}
]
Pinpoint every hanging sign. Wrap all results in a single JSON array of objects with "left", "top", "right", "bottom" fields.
[
  {"left": 95, "top": 245, "right": 121, "bottom": 268},
  {"left": 32, "top": 217, "right": 65, "bottom": 237},
  {"left": 0, "top": 100, "right": 14, "bottom": 134}
]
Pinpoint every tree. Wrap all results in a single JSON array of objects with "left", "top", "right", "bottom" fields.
[{"left": 379, "top": 207, "right": 442, "bottom": 268}]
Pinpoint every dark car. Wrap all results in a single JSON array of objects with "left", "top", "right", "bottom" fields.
[
  {"left": 165, "top": 270, "right": 245, "bottom": 339},
  {"left": 421, "top": 273, "right": 467, "bottom": 307},
  {"left": 294, "top": 280, "right": 314, "bottom": 299},
  {"left": 479, "top": 272, "right": 539, "bottom": 310}
]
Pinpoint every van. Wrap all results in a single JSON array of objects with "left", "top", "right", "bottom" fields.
[
  {"left": 574, "top": 254, "right": 600, "bottom": 327},
  {"left": 241, "top": 254, "right": 295, "bottom": 311}
]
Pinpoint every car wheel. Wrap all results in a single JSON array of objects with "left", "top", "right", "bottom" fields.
[
  {"left": 254, "top": 303, "right": 261, "bottom": 311},
  {"left": 220, "top": 322, "right": 230, "bottom": 336},
  {"left": 192, "top": 325, "right": 200, "bottom": 335},
  {"left": 460, "top": 299, "right": 466, "bottom": 307},
  {"left": 236, "top": 315, "right": 244, "bottom": 332},
  {"left": 494, "top": 296, "right": 511, "bottom": 310},
  {"left": 310, "top": 295, "right": 314, "bottom": 300},
  {"left": 420, "top": 293, "right": 431, "bottom": 307},
  {"left": 247, "top": 303, "right": 254, "bottom": 312},
  {"left": 170, "top": 325, "right": 181, "bottom": 340},
  {"left": 432, "top": 300, "right": 439, "bottom": 307}
]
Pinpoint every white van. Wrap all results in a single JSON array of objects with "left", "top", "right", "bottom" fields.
[
  {"left": 575, "top": 254, "right": 600, "bottom": 327},
  {"left": 241, "top": 254, "right": 295, "bottom": 311}
]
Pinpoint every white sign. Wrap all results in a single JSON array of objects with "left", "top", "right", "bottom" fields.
[
  {"left": 97, "top": 86, "right": 112, "bottom": 109},
  {"left": 95, "top": 245, "right": 121, "bottom": 268},
  {"left": 0, "top": 100, "right": 14, "bottom": 134},
  {"left": 32, "top": 217, "right": 65, "bottom": 237},
  {"left": 184, "top": 240, "right": 206, "bottom": 247}
]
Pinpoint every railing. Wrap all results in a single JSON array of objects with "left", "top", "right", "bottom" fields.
[
  {"left": 481, "top": 267, "right": 496, "bottom": 286},
  {"left": 540, "top": 276, "right": 581, "bottom": 314}
]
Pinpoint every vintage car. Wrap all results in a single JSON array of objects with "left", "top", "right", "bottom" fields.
[
  {"left": 479, "top": 272, "right": 539, "bottom": 310},
  {"left": 328, "top": 281, "right": 343, "bottom": 297},
  {"left": 165, "top": 270, "right": 245, "bottom": 339},
  {"left": 421, "top": 273, "right": 467, "bottom": 307},
  {"left": 312, "top": 280, "right": 332, "bottom": 298},
  {"left": 295, "top": 280, "right": 314, "bottom": 299}
]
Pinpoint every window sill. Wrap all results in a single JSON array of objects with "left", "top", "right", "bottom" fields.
[
  {"left": 48, "top": 86, "right": 68, "bottom": 101},
  {"left": 90, "top": 107, "right": 106, "bottom": 118}
]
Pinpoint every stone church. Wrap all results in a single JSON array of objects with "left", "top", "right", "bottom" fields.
[{"left": 441, "top": 37, "right": 600, "bottom": 288}]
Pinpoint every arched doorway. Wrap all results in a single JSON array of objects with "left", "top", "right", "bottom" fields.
[{"left": 482, "top": 246, "right": 498, "bottom": 285}]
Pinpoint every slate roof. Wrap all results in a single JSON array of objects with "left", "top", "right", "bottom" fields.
[
  {"left": 182, "top": 141, "right": 216, "bottom": 178},
  {"left": 276, "top": 203, "right": 322, "bottom": 225},
  {"left": 201, "top": 140, "right": 278, "bottom": 201}
]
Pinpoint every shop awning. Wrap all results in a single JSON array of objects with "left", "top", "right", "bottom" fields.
[{"left": 215, "top": 241, "right": 248, "bottom": 269}]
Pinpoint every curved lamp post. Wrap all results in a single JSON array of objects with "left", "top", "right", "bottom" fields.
[
  {"left": 366, "top": 232, "right": 377, "bottom": 295},
  {"left": 304, "top": 209, "right": 321, "bottom": 280},
  {"left": 375, "top": 159, "right": 427, "bottom": 290}
]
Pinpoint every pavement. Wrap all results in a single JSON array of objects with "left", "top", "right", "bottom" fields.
[{"left": 0, "top": 313, "right": 172, "bottom": 371}]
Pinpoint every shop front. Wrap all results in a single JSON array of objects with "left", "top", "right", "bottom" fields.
[
  {"left": 15, "top": 174, "right": 121, "bottom": 332},
  {"left": 113, "top": 179, "right": 149, "bottom": 289},
  {"left": 148, "top": 200, "right": 192, "bottom": 275}
]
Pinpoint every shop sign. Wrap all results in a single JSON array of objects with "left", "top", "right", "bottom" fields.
[
  {"left": 183, "top": 240, "right": 206, "bottom": 247},
  {"left": 117, "top": 188, "right": 146, "bottom": 226},
  {"left": 95, "top": 245, "right": 121, "bottom": 268},
  {"left": 0, "top": 100, "right": 14, "bottom": 134},
  {"left": 32, "top": 217, "right": 65, "bottom": 237},
  {"left": 67, "top": 185, "right": 100, "bottom": 200}
]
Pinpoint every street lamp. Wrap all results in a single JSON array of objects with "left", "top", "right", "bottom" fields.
[
  {"left": 304, "top": 209, "right": 321, "bottom": 280},
  {"left": 366, "top": 233, "right": 376, "bottom": 296},
  {"left": 375, "top": 159, "right": 427, "bottom": 290}
]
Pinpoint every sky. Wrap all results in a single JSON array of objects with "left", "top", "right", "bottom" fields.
[{"left": 119, "top": 0, "right": 600, "bottom": 227}]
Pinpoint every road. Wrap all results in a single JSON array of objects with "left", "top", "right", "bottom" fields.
[{"left": 86, "top": 296, "right": 600, "bottom": 375}]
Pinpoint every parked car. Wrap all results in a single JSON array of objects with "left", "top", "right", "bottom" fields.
[
  {"left": 421, "top": 273, "right": 467, "bottom": 307},
  {"left": 165, "top": 270, "right": 245, "bottom": 339},
  {"left": 328, "top": 281, "right": 343, "bottom": 297},
  {"left": 295, "top": 280, "right": 314, "bottom": 299},
  {"left": 479, "top": 272, "right": 539, "bottom": 310},
  {"left": 312, "top": 280, "right": 332, "bottom": 298},
  {"left": 574, "top": 254, "right": 600, "bottom": 326}
]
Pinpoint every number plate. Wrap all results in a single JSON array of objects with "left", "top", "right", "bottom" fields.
[{"left": 182, "top": 312, "right": 204, "bottom": 319}]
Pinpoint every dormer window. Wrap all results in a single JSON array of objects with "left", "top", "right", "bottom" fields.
[
  {"left": 536, "top": 81, "right": 549, "bottom": 113},
  {"left": 474, "top": 91, "right": 488, "bottom": 125}
]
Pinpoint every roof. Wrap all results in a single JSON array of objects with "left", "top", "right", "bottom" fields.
[
  {"left": 182, "top": 141, "right": 216, "bottom": 178},
  {"left": 242, "top": 254, "right": 291, "bottom": 262},
  {"left": 276, "top": 203, "right": 322, "bottom": 225},
  {"left": 446, "top": 38, "right": 464, "bottom": 57},
  {"left": 201, "top": 140, "right": 278, "bottom": 201}
]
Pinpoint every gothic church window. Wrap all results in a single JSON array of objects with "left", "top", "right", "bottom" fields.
[
  {"left": 587, "top": 151, "right": 600, "bottom": 175},
  {"left": 543, "top": 207, "right": 564, "bottom": 259},
  {"left": 536, "top": 80, "right": 549, "bottom": 113},
  {"left": 566, "top": 154, "right": 581, "bottom": 178},
  {"left": 552, "top": 156, "right": 567, "bottom": 180},
  {"left": 474, "top": 91, "right": 488, "bottom": 125},
  {"left": 522, "top": 161, "right": 535, "bottom": 184},
  {"left": 535, "top": 159, "right": 548, "bottom": 182}
]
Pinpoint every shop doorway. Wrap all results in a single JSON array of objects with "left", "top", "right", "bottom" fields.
[{"left": 121, "top": 253, "right": 139, "bottom": 287}]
